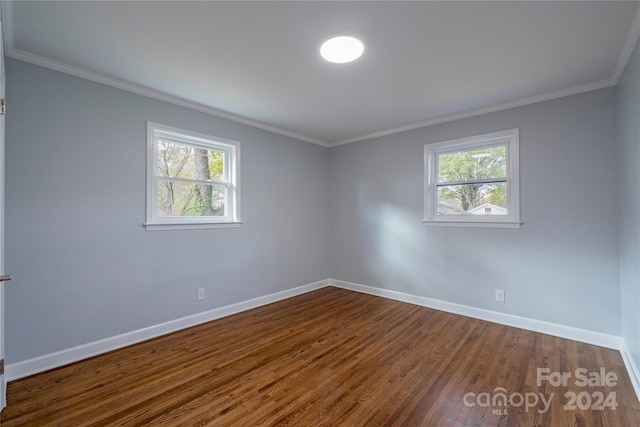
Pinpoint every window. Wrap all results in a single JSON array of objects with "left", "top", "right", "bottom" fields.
[
  {"left": 145, "top": 122, "right": 240, "bottom": 230},
  {"left": 424, "top": 129, "right": 520, "bottom": 228}
]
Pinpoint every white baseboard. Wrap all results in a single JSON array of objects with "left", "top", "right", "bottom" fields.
[
  {"left": 620, "top": 340, "right": 640, "bottom": 400},
  {"left": 329, "top": 279, "right": 622, "bottom": 350},
  {"left": 5, "top": 277, "right": 629, "bottom": 392},
  {"left": 330, "top": 279, "right": 640, "bottom": 403},
  {"left": 5, "top": 279, "right": 330, "bottom": 381}
]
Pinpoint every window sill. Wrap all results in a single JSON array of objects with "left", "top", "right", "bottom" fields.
[
  {"left": 422, "top": 220, "right": 522, "bottom": 229},
  {"left": 144, "top": 221, "right": 243, "bottom": 231}
]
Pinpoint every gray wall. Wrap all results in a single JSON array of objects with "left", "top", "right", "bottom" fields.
[
  {"left": 330, "top": 88, "right": 620, "bottom": 335},
  {"left": 5, "top": 59, "right": 331, "bottom": 363},
  {"left": 618, "top": 39, "right": 640, "bottom": 368},
  {"left": 4, "top": 54, "right": 632, "bottom": 366}
]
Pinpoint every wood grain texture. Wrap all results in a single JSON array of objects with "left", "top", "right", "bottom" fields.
[{"left": 1, "top": 287, "right": 638, "bottom": 426}]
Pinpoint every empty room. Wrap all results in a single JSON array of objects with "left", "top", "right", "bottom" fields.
[{"left": 1, "top": 1, "right": 640, "bottom": 426}]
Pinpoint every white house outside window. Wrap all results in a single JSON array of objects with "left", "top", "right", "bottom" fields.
[
  {"left": 424, "top": 128, "right": 520, "bottom": 228},
  {"left": 145, "top": 122, "right": 241, "bottom": 230}
]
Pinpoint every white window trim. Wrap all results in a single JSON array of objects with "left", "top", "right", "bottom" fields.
[
  {"left": 423, "top": 128, "right": 521, "bottom": 228},
  {"left": 145, "top": 122, "right": 241, "bottom": 231}
]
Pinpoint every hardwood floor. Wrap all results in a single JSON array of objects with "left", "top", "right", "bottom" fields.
[{"left": 1, "top": 287, "right": 639, "bottom": 426}]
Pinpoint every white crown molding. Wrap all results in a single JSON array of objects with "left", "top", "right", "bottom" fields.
[
  {"left": 4, "top": 45, "right": 619, "bottom": 150},
  {"left": 613, "top": 2, "right": 640, "bottom": 83},
  {"left": 3, "top": 1, "right": 637, "bottom": 148},
  {"left": 5, "top": 48, "right": 330, "bottom": 148},
  {"left": 329, "top": 77, "right": 617, "bottom": 146},
  {"left": 329, "top": 4, "right": 640, "bottom": 147}
]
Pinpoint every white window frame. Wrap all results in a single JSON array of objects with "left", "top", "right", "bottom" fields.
[
  {"left": 145, "top": 122, "right": 241, "bottom": 231},
  {"left": 423, "top": 128, "right": 521, "bottom": 228}
]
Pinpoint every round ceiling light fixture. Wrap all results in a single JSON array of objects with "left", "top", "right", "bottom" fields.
[{"left": 320, "top": 36, "right": 364, "bottom": 64}]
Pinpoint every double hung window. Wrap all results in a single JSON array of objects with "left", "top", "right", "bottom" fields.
[
  {"left": 424, "top": 129, "right": 520, "bottom": 227},
  {"left": 146, "top": 122, "right": 240, "bottom": 230}
]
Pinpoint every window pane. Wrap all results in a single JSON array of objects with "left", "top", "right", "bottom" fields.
[
  {"left": 437, "top": 182, "right": 507, "bottom": 215},
  {"left": 438, "top": 145, "right": 506, "bottom": 183},
  {"left": 157, "top": 140, "right": 225, "bottom": 182},
  {"left": 157, "top": 181, "right": 227, "bottom": 217}
]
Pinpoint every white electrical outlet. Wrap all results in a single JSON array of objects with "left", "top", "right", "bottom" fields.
[
  {"left": 197, "top": 288, "right": 205, "bottom": 301},
  {"left": 495, "top": 289, "right": 505, "bottom": 302}
]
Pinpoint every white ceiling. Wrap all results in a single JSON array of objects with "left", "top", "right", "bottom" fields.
[{"left": 3, "top": 1, "right": 640, "bottom": 146}]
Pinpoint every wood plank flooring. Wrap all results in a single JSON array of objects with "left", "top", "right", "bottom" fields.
[{"left": 1, "top": 287, "right": 639, "bottom": 426}]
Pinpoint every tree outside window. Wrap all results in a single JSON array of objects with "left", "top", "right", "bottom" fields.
[{"left": 424, "top": 129, "right": 520, "bottom": 227}]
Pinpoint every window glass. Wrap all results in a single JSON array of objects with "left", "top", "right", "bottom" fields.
[
  {"left": 424, "top": 129, "right": 520, "bottom": 227},
  {"left": 146, "top": 123, "right": 240, "bottom": 230}
]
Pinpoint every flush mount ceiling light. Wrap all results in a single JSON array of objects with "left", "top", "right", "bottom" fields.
[{"left": 320, "top": 36, "right": 364, "bottom": 64}]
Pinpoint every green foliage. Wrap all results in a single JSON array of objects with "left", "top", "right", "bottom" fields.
[
  {"left": 156, "top": 141, "right": 226, "bottom": 217},
  {"left": 438, "top": 146, "right": 506, "bottom": 211},
  {"left": 488, "top": 184, "right": 506, "bottom": 206},
  {"left": 209, "top": 151, "right": 223, "bottom": 179}
]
